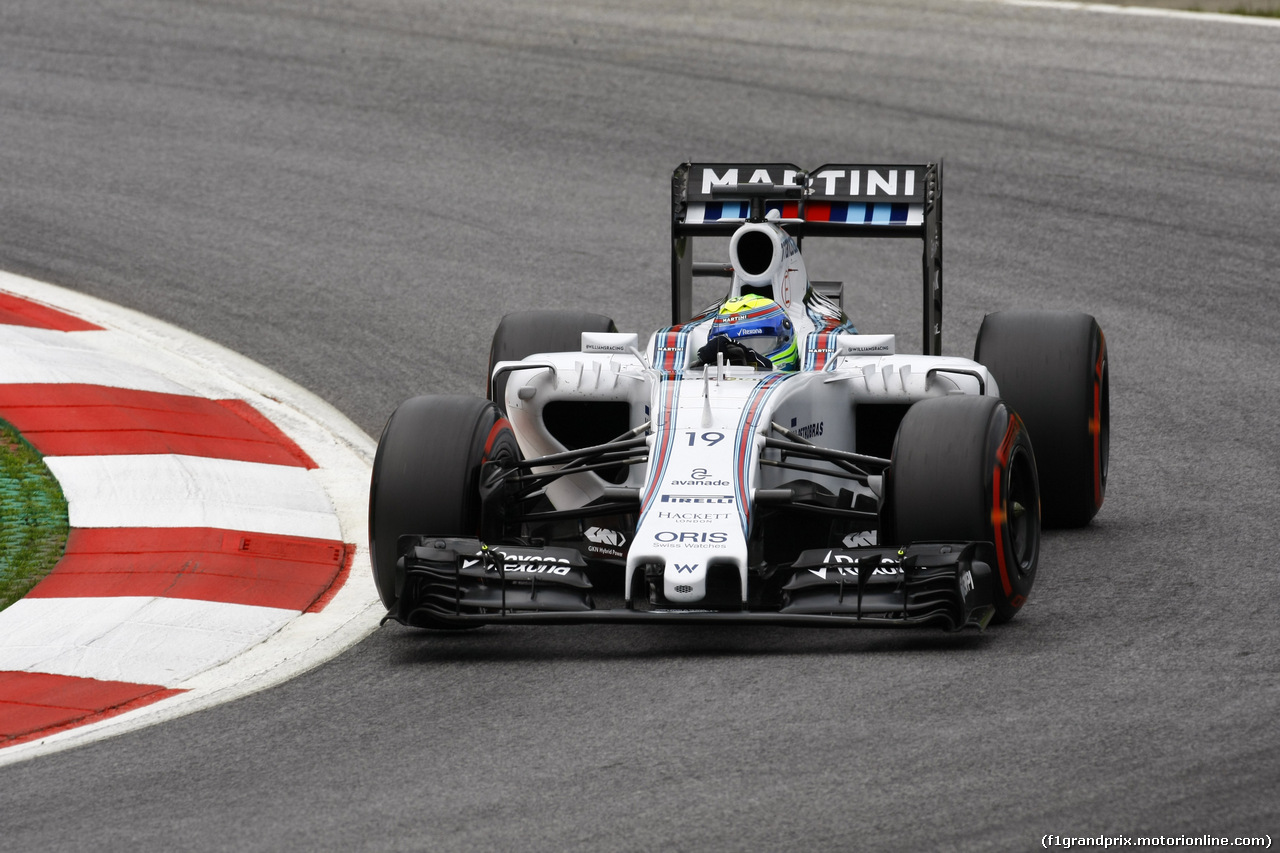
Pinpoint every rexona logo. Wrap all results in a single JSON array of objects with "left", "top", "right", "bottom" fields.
[
  {"left": 584, "top": 527, "right": 626, "bottom": 548},
  {"left": 673, "top": 563, "right": 698, "bottom": 574},
  {"left": 808, "top": 551, "right": 901, "bottom": 580},
  {"left": 655, "top": 531, "right": 729, "bottom": 544},
  {"left": 492, "top": 551, "right": 573, "bottom": 576}
]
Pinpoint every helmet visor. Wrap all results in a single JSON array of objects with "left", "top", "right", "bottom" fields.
[{"left": 734, "top": 334, "right": 783, "bottom": 354}]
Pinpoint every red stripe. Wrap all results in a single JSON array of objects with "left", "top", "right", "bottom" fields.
[
  {"left": 0, "top": 384, "right": 316, "bottom": 467},
  {"left": 805, "top": 202, "right": 832, "bottom": 222},
  {"left": 0, "top": 293, "right": 102, "bottom": 332},
  {"left": 26, "top": 528, "right": 350, "bottom": 611},
  {"left": 990, "top": 417, "right": 1020, "bottom": 597},
  {"left": 0, "top": 671, "right": 183, "bottom": 747}
]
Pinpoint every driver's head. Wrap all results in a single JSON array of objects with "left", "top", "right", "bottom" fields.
[{"left": 708, "top": 295, "right": 798, "bottom": 371}]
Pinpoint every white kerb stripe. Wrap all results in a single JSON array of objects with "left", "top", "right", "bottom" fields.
[
  {"left": 0, "top": 327, "right": 192, "bottom": 394},
  {"left": 45, "top": 454, "right": 342, "bottom": 541},
  {"left": 0, "top": 597, "right": 297, "bottom": 686}
]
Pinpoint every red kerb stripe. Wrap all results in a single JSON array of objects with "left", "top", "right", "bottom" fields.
[
  {"left": 0, "top": 293, "right": 102, "bottom": 332},
  {"left": 0, "top": 384, "right": 316, "bottom": 467},
  {"left": 0, "top": 671, "right": 183, "bottom": 747},
  {"left": 27, "top": 528, "right": 351, "bottom": 611}
]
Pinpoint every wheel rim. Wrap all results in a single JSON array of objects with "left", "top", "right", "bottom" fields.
[
  {"left": 1097, "top": 354, "right": 1109, "bottom": 500},
  {"left": 1005, "top": 444, "right": 1039, "bottom": 573}
]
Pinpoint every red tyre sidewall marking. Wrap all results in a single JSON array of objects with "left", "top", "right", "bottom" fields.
[
  {"left": 483, "top": 417, "right": 514, "bottom": 461},
  {"left": 990, "top": 413, "right": 1020, "bottom": 597}
]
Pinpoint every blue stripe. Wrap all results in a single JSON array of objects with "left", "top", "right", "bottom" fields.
[{"left": 871, "top": 204, "right": 891, "bottom": 224}]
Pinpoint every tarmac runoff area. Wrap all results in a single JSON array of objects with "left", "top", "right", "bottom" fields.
[{"left": 0, "top": 272, "right": 379, "bottom": 766}]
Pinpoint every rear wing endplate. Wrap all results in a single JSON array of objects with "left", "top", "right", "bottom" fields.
[{"left": 671, "top": 162, "right": 943, "bottom": 355}]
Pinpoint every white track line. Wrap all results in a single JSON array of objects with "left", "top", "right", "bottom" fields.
[{"left": 962, "top": 0, "right": 1280, "bottom": 27}]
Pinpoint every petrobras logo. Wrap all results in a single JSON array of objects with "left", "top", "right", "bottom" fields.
[
  {"left": 661, "top": 494, "right": 735, "bottom": 504},
  {"left": 793, "top": 421, "right": 823, "bottom": 439},
  {"left": 581, "top": 331, "right": 639, "bottom": 354}
]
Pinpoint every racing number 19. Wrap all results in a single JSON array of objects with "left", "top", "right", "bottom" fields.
[{"left": 685, "top": 431, "right": 724, "bottom": 447}]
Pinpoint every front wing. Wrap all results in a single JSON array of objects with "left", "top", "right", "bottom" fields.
[{"left": 386, "top": 538, "right": 999, "bottom": 632}]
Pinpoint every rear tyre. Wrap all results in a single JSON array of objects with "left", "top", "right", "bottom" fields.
[
  {"left": 889, "top": 396, "right": 1040, "bottom": 623},
  {"left": 975, "top": 310, "right": 1108, "bottom": 528},
  {"left": 368, "top": 395, "right": 520, "bottom": 619},
  {"left": 488, "top": 309, "right": 617, "bottom": 410}
]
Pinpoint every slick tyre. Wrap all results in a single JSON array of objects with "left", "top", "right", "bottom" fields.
[
  {"left": 368, "top": 395, "right": 520, "bottom": 620},
  {"left": 889, "top": 396, "right": 1040, "bottom": 623},
  {"left": 975, "top": 310, "right": 1108, "bottom": 528},
  {"left": 488, "top": 309, "right": 617, "bottom": 411}
]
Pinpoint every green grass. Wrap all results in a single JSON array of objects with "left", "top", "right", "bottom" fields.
[{"left": 0, "top": 421, "right": 68, "bottom": 611}]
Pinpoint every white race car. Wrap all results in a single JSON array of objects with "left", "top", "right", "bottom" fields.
[{"left": 370, "top": 162, "right": 1109, "bottom": 632}]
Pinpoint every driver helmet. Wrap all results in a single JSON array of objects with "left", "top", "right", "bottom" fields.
[{"left": 709, "top": 295, "right": 798, "bottom": 371}]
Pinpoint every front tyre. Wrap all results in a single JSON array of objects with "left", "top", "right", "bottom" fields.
[
  {"left": 488, "top": 309, "right": 617, "bottom": 411},
  {"left": 975, "top": 310, "right": 1108, "bottom": 528},
  {"left": 368, "top": 395, "right": 520, "bottom": 618},
  {"left": 889, "top": 396, "right": 1040, "bottom": 623}
]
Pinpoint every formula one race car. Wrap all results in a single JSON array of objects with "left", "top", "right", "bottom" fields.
[{"left": 370, "top": 162, "right": 1109, "bottom": 632}]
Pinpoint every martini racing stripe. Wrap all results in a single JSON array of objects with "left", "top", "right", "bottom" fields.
[
  {"left": 732, "top": 373, "right": 791, "bottom": 535},
  {"left": 635, "top": 375, "right": 683, "bottom": 530},
  {"left": 805, "top": 202, "right": 922, "bottom": 225},
  {"left": 685, "top": 201, "right": 919, "bottom": 225}
]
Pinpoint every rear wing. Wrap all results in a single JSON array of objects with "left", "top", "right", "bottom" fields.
[{"left": 671, "top": 162, "right": 943, "bottom": 355}]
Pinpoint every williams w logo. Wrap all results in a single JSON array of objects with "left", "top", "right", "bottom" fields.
[{"left": 673, "top": 563, "right": 698, "bottom": 574}]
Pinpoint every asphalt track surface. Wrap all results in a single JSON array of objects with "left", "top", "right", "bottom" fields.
[{"left": 1, "top": 1, "right": 1277, "bottom": 850}]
